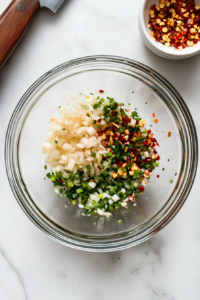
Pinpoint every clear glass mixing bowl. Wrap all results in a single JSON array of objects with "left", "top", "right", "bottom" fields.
[{"left": 5, "top": 56, "right": 198, "bottom": 252}]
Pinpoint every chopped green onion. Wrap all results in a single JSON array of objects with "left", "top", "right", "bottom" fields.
[{"left": 105, "top": 153, "right": 112, "bottom": 157}]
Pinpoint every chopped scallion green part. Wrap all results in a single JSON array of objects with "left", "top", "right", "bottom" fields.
[
  {"left": 68, "top": 182, "right": 74, "bottom": 188},
  {"left": 105, "top": 153, "right": 112, "bottom": 157}
]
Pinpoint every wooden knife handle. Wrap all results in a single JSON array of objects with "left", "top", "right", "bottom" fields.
[{"left": 0, "top": 0, "right": 40, "bottom": 68}]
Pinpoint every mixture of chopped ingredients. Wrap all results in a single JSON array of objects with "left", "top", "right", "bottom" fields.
[
  {"left": 148, "top": 0, "right": 200, "bottom": 50},
  {"left": 42, "top": 91, "right": 160, "bottom": 217}
]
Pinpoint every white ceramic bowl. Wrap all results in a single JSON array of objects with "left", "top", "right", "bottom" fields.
[{"left": 139, "top": 0, "right": 200, "bottom": 60}]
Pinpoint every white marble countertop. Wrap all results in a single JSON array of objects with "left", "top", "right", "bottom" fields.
[{"left": 0, "top": 0, "right": 200, "bottom": 299}]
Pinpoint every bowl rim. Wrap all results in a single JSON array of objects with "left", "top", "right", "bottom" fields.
[
  {"left": 5, "top": 55, "right": 198, "bottom": 251},
  {"left": 139, "top": 0, "right": 200, "bottom": 58}
]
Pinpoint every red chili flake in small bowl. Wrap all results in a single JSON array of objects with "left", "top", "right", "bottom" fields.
[{"left": 148, "top": 0, "right": 200, "bottom": 50}]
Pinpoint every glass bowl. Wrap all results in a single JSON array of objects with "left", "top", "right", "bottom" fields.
[{"left": 5, "top": 56, "right": 198, "bottom": 252}]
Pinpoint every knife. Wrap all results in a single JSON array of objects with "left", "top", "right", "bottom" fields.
[{"left": 0, "top": 0, "right": 65, "bottom": 68}]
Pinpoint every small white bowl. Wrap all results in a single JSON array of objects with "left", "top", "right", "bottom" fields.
[{"left": 138, "top": 0, "right": 200, "bottom": 60}]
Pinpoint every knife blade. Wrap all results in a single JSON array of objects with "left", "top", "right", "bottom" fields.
[
  {"left": 40, "top": 0, "right": 66, "bottom": 13},
  {"left": 0, "top": 0, "right": 66, "bottom": 68}
]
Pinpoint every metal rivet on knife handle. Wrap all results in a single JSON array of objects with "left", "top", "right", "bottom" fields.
[{"left": 17, "top": 3, "right": 26, "bottom": 12}]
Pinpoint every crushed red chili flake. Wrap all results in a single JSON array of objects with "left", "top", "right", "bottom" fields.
[
  {"left": 98, "top": 165, "right": 101, "bottom": 171},
  {"left": 168, "top": 131, "right": 171, "bottom": 137},
  {"left": 157, "top": 175, "right": 160, "bottom": 178},
  {"left": 153, "top": 118, "right": 158, "bottom": 124},
  {"left": 152, "top": 113, "right": 155, "bottom": 118},
  {"left": 99, "top": 90, "right": 104, "bottom": 93},
  {"left": 58, "top": 179, "right": 63, "bottom": 184},
  {"left": 128, "top": 196, "right": 135, "bottom": 202},
  {"left": 138, "top": 186, "right": 145, "bottom": 192},
  {"left": 98, "top": 118, "right": 102, "bottom": 122},
  {"left": 148, "top": 0, "right": 200, "bottom": 50}
]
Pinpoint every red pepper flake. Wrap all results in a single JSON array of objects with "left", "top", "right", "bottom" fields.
[
  {"left": 98, "top": 165, "right": 101, "bottom": 171},
  {"left": 58, "top": 179, "right": 63, "bottom": 184},
  {"left": 147, "top": 129, "right": 151, "bottom": 133},
  {"left": 157, "top": 175, "right": 160, "bottom": 178},
  {"left": 168, "top": 131, "right": 171, "bottom": 137},
  {"left": 117, "top": 103, "right": 122, "bottom": 106},
  {"left": 123, "top": 116, "right": 131, "bottom": 123},
  {"left": 153, "top": 118, "right": 158, "bottom": 124},
  {"left": 118, "top": 162, "right": 123, "bottom": 167},
  {"left": 128, "top": 195, "right": 135, "bottom": 202},
  {"left": 138, "top": 186, "right": 145, "bottom": 192},
  {"left": 99, "top": 90, "right": 104, "bottom": 94},
  {"left": 152, "top": 113, "right": 155, "bottom": 118},
  {"left": 168, "top": 159, "right": 170, "bottom": 162},
  {"left": 101, "top": 140, "right": 106, "bottom": 148},
  {"left": 114, "top": 132, "right": 119, "bottom": 138},
  {"left": 98, "top": 118, "right": 101, "bottom": 122}
]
